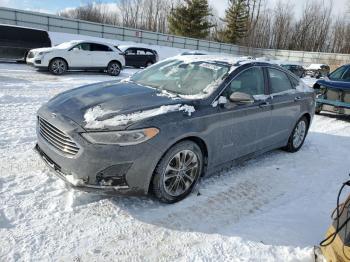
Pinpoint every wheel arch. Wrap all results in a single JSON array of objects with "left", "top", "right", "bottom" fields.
[
  {"left": 147, "top": 135, "right": 209, "bottom": 194},
  {"left": 301, "top": 112, "right": 311, "bottom": 128},
  {"left": 108, "top": 60, "right": 122, "bottom": 68}
]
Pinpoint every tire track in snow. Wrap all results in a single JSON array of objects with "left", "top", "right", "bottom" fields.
[{"left": 122, "top": 162, "right": 287, "bottom": 235}]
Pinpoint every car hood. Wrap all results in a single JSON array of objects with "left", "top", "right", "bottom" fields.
[
  {"left": 317, "top": 78, "right": 350, "bottom": 90},
  {"left": 43, "top": 80, "right": 191, "bottom": 130}
]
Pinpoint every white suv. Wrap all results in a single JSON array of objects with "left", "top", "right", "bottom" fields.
[{"left": 27, "top": 40, "right": 125, "bottom": 76}]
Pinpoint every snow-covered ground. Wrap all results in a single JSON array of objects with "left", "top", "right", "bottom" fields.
[{"left": 1, "top": 62, "right": 350, "bottom": 261}]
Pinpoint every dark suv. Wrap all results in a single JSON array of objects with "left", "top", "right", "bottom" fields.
[
  {"left": 0, "top": 24, "right": 51, "bottom": 62},
  {"left": 117, "top": 46, "right": 159, "bottom": 68}
]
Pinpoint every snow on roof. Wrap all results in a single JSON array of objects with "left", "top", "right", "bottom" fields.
[
  {"left": 175, "top": 54, "right": 254, "bottom": 66},
  {"left": 306, "top": 64, "right": 328, "bottom": 70}
]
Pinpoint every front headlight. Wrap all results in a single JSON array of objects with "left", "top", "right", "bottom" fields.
[
  {"left": 38, "top": 51, "right": 51, "bottom": 56},
  {"left": 81, "top": 128, "right": 159, "bottom": 145}
]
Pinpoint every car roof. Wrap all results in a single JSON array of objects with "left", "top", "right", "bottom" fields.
[
  {"left": 118, "top": 45, "right": 155, "bottom": 51},
  {"left": 0, "top": 23, "right": 47, "bottom": 32},
  {"left": 175, "top": 54, "right": 270, "bottom": 67},
  {"left": 68, "top": 40, "right": 115, "bottom": 46}
]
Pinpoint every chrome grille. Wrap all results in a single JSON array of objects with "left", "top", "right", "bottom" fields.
[{"left": 38, "top": 117, "right": 79, "bottom": 156}]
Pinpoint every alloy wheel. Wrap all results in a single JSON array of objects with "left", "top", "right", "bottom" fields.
[
  {"left": 51, "top": 59, "right": 66, "bottom": 74},
  {"left": 163, "top": 150, "right": 199, "bottom": 197},
  {"left": 293, "top": 120, "right": 306, "bottom": 148}
]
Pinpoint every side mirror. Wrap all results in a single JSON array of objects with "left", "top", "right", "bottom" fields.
[{"left": 229, "top": 92, "right": 254, "bottom": 104}]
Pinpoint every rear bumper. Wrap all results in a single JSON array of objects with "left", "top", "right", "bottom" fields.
[{"left": 316, "top": 98, "right": 350, "bottom": 114}]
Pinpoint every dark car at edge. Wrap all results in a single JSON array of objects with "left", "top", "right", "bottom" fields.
[{"left": 314, "top": 64, "right": 350, "bottom": 115}]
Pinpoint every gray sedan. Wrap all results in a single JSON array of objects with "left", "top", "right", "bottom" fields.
[{"left": 35, "top": 55, "right": 315, "bottom": 203}]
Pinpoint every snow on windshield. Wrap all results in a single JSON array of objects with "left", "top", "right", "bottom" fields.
[
  {"left": 84, "top": 104, "right": 195, "bottom": 129},
  {"left": 55, "top": 41, "right": 79, "bottom": 49},
  {"left": 130, "top": 57, "right": 234, "bottom": 99}
]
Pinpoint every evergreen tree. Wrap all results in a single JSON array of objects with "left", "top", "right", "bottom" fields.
[
  {"left": 223, "top": 0, "right": 249, "bottom": 44},
  {"left": 168, "top": 0, "right": 213, "bottom": 39}
]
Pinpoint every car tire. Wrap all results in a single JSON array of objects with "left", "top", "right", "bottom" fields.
[
  {"left": 152, "top": 140, "right": 203, "bottom": 204},
  {"left": 284, "top": 116, "right": 309, "bottom": 153},
  {"left": 107, "top": 61, "right": 121, "bottom": 76},
  {"left": 49, "top": 58, "right": 67, "bottom": 75}
]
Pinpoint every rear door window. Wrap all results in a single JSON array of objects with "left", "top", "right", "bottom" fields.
[
  {"left": 74, "top": 43, "right": 91, "bottom": 51},
  {"left": 90, "top": 43, "right": 112, "bottom": 52},
  {"left": 267, "top": 68, "right": 294, "bottom": 94}
]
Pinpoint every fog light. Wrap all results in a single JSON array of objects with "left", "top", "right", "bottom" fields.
[{"left": 96, "top": 163, "right": 131, "bottom": 186}]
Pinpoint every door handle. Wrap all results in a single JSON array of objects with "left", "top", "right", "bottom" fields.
[{"left": 294, "top": 96, "right": 302, "bottom": 102}]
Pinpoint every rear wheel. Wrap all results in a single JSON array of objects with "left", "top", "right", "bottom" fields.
[
  {"left": 284, "top": 116, "right": 309, "bottom": 152},
  {"left": 49, "top": 58, "right": 67, "bottom": 75},
  {"left": 107, "top": 61, "right": 121, "bottom": 76},
  {"left": 152, "top": 141, "right": 203, "bottom": 203}
]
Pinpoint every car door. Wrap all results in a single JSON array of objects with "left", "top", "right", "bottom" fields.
[
  {"left": 68, "top": 43, "right": 92, "bottom": 68},
  {"left": 90, "top": 43, "right": 113, "bottom": 68},
  {"left": 135, "top": 49, "right": 148, "bottom": 67},
  {"left": 124, "top": 48, "right": 137, "bottom": 67},
  {"left": 266, "top": 67, "right": 303, "bottom": 146},
  {"left": 209, "top": 66, "right": 272, "bottom": 166}
]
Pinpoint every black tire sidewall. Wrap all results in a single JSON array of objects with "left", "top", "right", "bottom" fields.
[{"left": 152, "top": 141, "right": 203, "bottom": 203}]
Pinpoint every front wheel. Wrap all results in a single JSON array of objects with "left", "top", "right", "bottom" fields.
[
  {"left": 107, "top": 61, "right": 121, "bottom": 76},
  {"left": 152, "top": 141, "right": 203, "bottom": 204},
  {"left": 284, "top": 116, "right": 309, "bottom": 152},
  {"left": 49, "top": 58, "right": 67, "bottom": 75}
]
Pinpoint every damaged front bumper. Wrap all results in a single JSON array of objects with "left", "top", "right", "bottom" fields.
[{"left": 34, "top": 144, "right": 131, "bottom": 194}]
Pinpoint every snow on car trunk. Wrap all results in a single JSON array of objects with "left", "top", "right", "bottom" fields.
[{"left": 1, "top": 63, "right": 350, "bottom": 261}]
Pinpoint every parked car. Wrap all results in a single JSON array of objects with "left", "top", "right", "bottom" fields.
[
  {"left": 35, "top": 56, "right": 315, "bottom": 203},
  {"left": 27, "top": 40, "right": 125, "bottom": 76},
  {"left": 117, "top": 45, "right": 158, "bottom": 68},
  {"left": 314, "top": 64, "right": 350, "bottom": 115},
  {"left": 280, "top": 64, "right": 306, "bottom": 78},
  {"left": 305, "top": 64, "right": 330, "bottom": 78},
  {"left": 0, "top": 24, "right": 51, "bottom": 62}
]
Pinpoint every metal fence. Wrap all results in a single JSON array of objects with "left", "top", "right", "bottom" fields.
[{"left": 1, "top": 6, "right": 350, "bottom": 66}]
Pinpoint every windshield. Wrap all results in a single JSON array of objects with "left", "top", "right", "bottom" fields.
[
  {"left": 130, "top": 58, "right": 231, "bottom": 97},
  {"left": 55, "top": 41, "right": 78, "bottom": 49}
]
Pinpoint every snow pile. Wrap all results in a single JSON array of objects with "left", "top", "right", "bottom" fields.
[
  {"left": 2, "top": 63, "right": 350, "bottom": 261},
  {"left": 84, "top": 104, "right": 195, "bottom": 129}
]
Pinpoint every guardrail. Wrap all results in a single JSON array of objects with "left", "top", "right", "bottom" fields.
[{"left": 1, "top": 7, "right": 349, "bottom": 66}]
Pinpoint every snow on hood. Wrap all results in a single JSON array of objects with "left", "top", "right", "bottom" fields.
[
  {"left": 84, "top": 104, "right": 195, "bottom": 129},
  {"left": 29, "top": 47, "right": 54, "bottom": 53}
]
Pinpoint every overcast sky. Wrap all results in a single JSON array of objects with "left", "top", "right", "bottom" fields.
[{"left": 0, "top": 0, "right": 348, "bottom": 17}]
